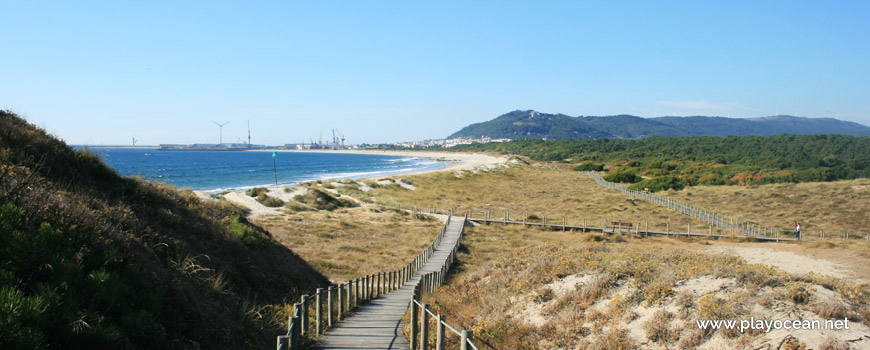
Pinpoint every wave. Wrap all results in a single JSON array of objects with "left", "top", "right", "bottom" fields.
[{"left": 386, "top": 157, "right": 420, "bottom": 163}]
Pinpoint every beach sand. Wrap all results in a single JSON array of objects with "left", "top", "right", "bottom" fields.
[{"left": 266, "top": 149, "right": 507, "bottom": 175}]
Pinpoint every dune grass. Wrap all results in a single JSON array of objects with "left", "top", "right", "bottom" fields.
[
  {"left": 658, "top": 179, "right": 870, "bottom": 235},
  {"left": 372, "top": 164, "right": 749, "bottom": 236},
  {"left": 420, "top": 224, "right": 869, "bottom": 349},
  {"left": 0, "top": 110, "right": 330, "bottom": 349},
  {"left": 254, "top": 206, "right": 442, "bottom": 280}
]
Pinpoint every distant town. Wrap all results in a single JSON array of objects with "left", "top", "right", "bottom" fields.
[{"left": 157, "top": 136, "right": 511, "bottom": 151}]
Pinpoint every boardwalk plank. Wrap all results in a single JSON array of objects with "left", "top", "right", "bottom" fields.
[{"left": 313, "top": 218, "right": 464, "bottom": 350}]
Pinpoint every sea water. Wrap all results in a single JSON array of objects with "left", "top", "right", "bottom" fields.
[{"left": 84, "top": 148, "right": 447, "bottom": 191}]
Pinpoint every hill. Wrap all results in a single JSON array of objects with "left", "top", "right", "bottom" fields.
[
  {"left": 448, "top": 110, "right": 870, "bottom": 139},
  {"left": 0, "top": 110, "right": 329, "bottom": 349},
  {"left": 450, "top": 134, "right": 870, "bottom": 189}
]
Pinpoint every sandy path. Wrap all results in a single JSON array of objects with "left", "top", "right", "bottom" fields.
[{"left": 705, "top": 244, "right": 861, "bottom": 282}]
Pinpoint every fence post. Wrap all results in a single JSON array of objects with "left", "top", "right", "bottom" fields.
[
  {"left": 315, "top": 288, "right": 323, "bottom": 335},
  {"left": 291, "top": 309, "right": 301, "bottom": 350},
  {"left": 277, "top": 335, "right": 289, "bottom": 350},
  {"left": 327, "top": 286, "right": 334, "bottom": 327},
  {"left": 300, "top": 294, "right": 309, "bottom": 336},
  {"left": 337, "top": 284, "right": 344, "bottom": 321},
  {"left": 420, "top": 303, "right": 429, "bottom": 350},
  {"left": 666, "top": 222, "right": 669, "bottom": 235},
  {"left": 583, "top": 218, "right": 587, "bottom": 232},
  {"left": 436, "top": 314, "right": 446, "bottom": 350},
  {"left": 411, "top": 299, "right": 419, "bottom": 350},
  {"left": 460, "top": 329, "right": 473, "bottom": 350},
  {"left": 377, "top": 272, "right": 382, "bottom": 296},
  {"left": 687, "top": 223, "right": 690, "bottom": 236}
]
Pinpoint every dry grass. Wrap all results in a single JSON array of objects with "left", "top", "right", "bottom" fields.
[
  {"left": 420, "top": 224, "right": 869, "bottom": 349},
  {"left": 659, "top": 178, "right": 870, "bottom": 235},
  {"left": 254, "top": 206, "right": 441, "bottom": 280},
  {"left": 371, "top": 164, "right": 746, "bottom": 236}
]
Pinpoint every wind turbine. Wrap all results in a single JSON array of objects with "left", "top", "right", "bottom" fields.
[{"left": 213, "top": 121, "right": 230, "bottom": 145}]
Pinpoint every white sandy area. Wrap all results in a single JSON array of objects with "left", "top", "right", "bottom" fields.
[
  {"left": 262, "top": 149, "right": 508, "bottom": 177},
  {"left": 704, "top": 244, "right": 858, "bottom": 282},
  {"left": 195, "top": 149, "right": 508, "bottom": 217}
]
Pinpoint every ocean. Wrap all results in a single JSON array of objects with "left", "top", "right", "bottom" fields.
[{"left": 84, "top": 148, "right": 447, "bottom": 191}]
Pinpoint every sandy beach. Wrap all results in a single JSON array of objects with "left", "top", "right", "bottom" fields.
[
  {"left": 199, "top": 149, "right": 508, "bottom": 216},
  {"left": 263, "top": 149, "right": 508, "bottom": 177}
]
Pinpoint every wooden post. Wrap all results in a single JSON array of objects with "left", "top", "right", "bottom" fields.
[
  {"left": 645, "top": 222, "right": 648, "bottom": 234},
  {"left": 420, "top": 303, "right": 429, "bottom": 350},
  {"left": 666, "top": 222, "right": 669, "bottom": 235},
  {"left": 583, "top": 218, "right": 587, "bottom": 232},
  {"left": 327, "top": 286, "right": 334, "bottom": 327},
  {"left": 277, "top": 335, "right": 289, "bottom": 350},
  {"left": 460, "top": 330, "right": 473, "bottom": 350},
  {"left": 338, "top": 284, "right": 345, "bottom": 321},
  {"left": 563, "top": 216, "right": 567, "bottom": 231},
  {"left": 410, "top": 300, "right": 419, "bottom": 350},
  {"left": 687, "top": 223, "right": 690, "bottom": 236},
  {"left": 291, "top": 311, "right": 301, "bottom": 350},
  {"left": 377, "top": 272, "right": 381, "bottom": 296},
  {"left": 315, "top": 288, "right": 323, "bottom": 335},
  {"left": 709, "top": 224, "right": 712, "bottom": 236},
  {"left": 300, "top": 294, "right": 309, "bottom": 336},
  {"left": 436, "top": 314, "right": 446, "bottom": 350}
]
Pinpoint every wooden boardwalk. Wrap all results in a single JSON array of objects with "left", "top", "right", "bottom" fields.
[{"left": 313, "top": 217, "right": 465, "bottom": 350}]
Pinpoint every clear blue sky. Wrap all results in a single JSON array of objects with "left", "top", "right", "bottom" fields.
[{"left": 2, "top": 1, "right": 868, "bottom": 145}]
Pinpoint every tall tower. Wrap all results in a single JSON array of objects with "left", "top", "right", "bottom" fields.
[{"left": 247, "top": 120, "right": 252, "bottom": 148}]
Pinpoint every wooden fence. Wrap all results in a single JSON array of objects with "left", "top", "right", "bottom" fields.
[
  {"left": 408, "top": 210, "right": 481, "bottom": 350},
  {"left": 582, "top": 171, "right": 869, "bottom": 241},
  {"left": 276, "top": 211, "right": 480, "bottom": 350}
]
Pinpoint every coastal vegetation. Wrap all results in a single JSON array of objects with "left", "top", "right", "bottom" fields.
[
  {"left": 450, "top": 134, "right": 870, "bottom": 190},
  {"left": 369, "top": 163, "right": 867, "bottom": 234},
  {"left": 253, "top": 204, "right": 441, "bottom": 280},
  {"left": 0, "top": 111, "right": 329, "bottom": 349},
  {"left": 418, "top": 225, "right": 869, "bottom": 349}
]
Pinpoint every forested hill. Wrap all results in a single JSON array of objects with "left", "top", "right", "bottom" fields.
[
  {"left": 451, "top": 134, "right": 870, "bottom": 189},
  {"left": 449, "top": 110, "right": 870, "bottom": 139}
]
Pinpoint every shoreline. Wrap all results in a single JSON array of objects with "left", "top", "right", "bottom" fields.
[
  {"left": 258, "top": 149, "right": 507, "bottom": 177},
  {"left": 196, "top": 150, "right": 507, "bottom": 204}
]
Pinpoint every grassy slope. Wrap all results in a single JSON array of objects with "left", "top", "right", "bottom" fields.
[
  {"left": 0, "top": 111, "right": 329, "bottom": 349},
  {"left": 365, "top": 160, "right": 869, "bottom": 348},
  {"left": 255, "top": 204, "right": 442, "bottom": 281},
  {"left": 658, "top": 179, "right": 870, "bottom": 235},
  {"left": 372, "top": 163, "right": 740, "bottom": 235},
  {"left": 424, "top": 225, "right": 869, "bottom": 349}
]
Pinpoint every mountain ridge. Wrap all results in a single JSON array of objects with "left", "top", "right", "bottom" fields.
[{"left": 448, "top": 110, "right": 870, "bottom": 139}]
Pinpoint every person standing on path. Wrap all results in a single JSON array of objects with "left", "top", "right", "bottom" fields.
[{"left": 794, "top": 221, "right": 801, "bottom": 240}]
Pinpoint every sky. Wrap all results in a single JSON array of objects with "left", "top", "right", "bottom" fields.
[{"left": 2, "top": 1, "right": 869, "bottom": 145}]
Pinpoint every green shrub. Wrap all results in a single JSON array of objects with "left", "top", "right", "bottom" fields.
[
  {"left": 335, "top": 187, "right": 373, "bottom": 203},
  {"left": 628, "top": 176, "right": 686, "bottom": 192},
  {"left": 293, "top": 189, "right": 354, "bottom": 211},
  {"left": 604, "top": 167, "right": 641, "bottom": 183},
  {"left": 259, "top": 197, "right": 285, "bottom": 208},
  {"left": 574, "top": 162, "right": 604, "bottom": 171},
  {"left": 245, "top": 187, "right": 268, "bottom": 197}
]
